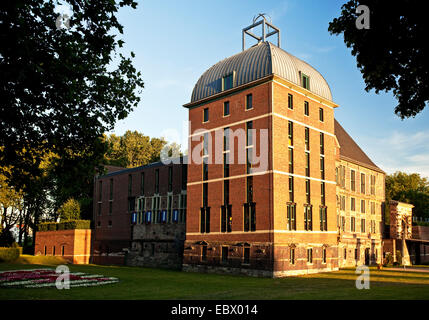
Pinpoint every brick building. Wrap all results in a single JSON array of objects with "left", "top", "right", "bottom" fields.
[
  {"left": 92, "top": 157, "right": 187, "bottom": 266},
  {"left": 180, "top": 18, "right": 386, "bottom": 277}
]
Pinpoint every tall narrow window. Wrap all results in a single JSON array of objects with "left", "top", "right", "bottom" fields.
[
  {"left": 305, "top": 127, "right": 310, "bottom": 151},
  {"left": 371, "top": 201, "right": 375, "bottom": 215},
  {"left": 305, "top": 179, "right": 311, "bottom": 204},
  {"left": 246, "top": 121, "right": 253, "bottom": 146},
  {"left": 203, "top": 157, "right": 208, "bottom": 181},
  {"left": 223, "top": 101, "right": 230, "bottom": 116},
  {"left": 223, "top": 153, "right": 230, "bottom": 178},
  {"left": 288, "top": 94, "right": 293, "bottom": 109},
  {"left": 351, "top": 217, "right": 356, "bottom": 232},
  {"left": 307, "top": 248, "right": 313, "bottom": 263},
  {"left": 243, "top": 247, "right": 250, "bottom": 264},
  {"left": 320, "top": 206, "right": 327, "bottom": 231},
  {"left": 370, "top": 175, "right": 376, "bottom": 195},
  {"left": 302, "top": 74, "right": 310, "bottom": 90},
  {"left": 288, "top": 176, "right": 294, "bottom": 202},
  {"left": 290, "top": 247, "right": 295, "bottom": 265},
  {"left": 351, "top": 170, "right": 356, "bottom": 191},
  {"left": 201, "top": 245, "right": 207, "bottom": 261},
  {"left": 243, "top": 202, "right": 256, "bottom": 232},
  {"left": 361, "top": 199, "right": 366, "bottom": 213},
  {"left": 361, "top": 173, "right": 366, "bottom": 194},
  {"left": 168, "top": 166, "right": 173, "bottom": 192},
  {"left": 320, "top": 156, "right": 325, "bottom": 180},
  {"left": 322, "top": 247, "right": 327, "bottom": 264},
  {"left": 288, "top": 147, "right": 294, "bottom": 173},
  {"left": 203, "top": 108, "right": 209, "bottom": 122},
  {"left": 223, "top": 74, "right": 233, "bottom": 91},
  {"left": 223, "top": 127, "right": 230, "bottom": 152},
  {"left": 321, "top": 182, "right": 326, "bottom": 206},
  {"left": 200, "top": 183, "right": 210, "bottom": 233},
  {"left": 288, "top": 121, "right": 293, "bottom": 146},
  {"left": 319, "top": 107, "right": 324, "bottom": 122},
  {"left": 305, "top": 152, "right": 310, "bottom": 177},
  {"left": 155, "top": 169, "right": 159, "bottom": 194},
  {"left": 203, "top": 183, "right": 208, "bottom": 208},
  {"left": 203, "top": 132, "right": 209, "bottom": 156},
  {"left": 287, "top": 204, "right": 296, "bottom": 231},
  {"left": 221, "top": 246, "right": 229, "bottom": 263},
  {"left": 304, "top": 101, "right": 309, "bottom": 116},
  {"left": 320, "top": 133, "right": 324, "bottom": 155},
  {"left": 304, "top": 206, "right": 313, "bottom": 231},
  {"left": 361, "top": 218, "right": 366, "bottom": 233},
  {"left": 246, "top": 94, "right": 253, "bottom": 110},
  {"left": 351, "top": 197, "right": 356, "bottom": 211},
  {"left": 182, "top": 165, "right": 187, "bottom": 190}
]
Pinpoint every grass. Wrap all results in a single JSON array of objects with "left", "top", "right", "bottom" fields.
[{"left": 1, "top": 261, "right": 429, "bottom": 300}]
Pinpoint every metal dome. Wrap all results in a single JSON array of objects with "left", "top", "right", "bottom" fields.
[{"left": 190, "top": 41, "right": 333, "bottom": 103}]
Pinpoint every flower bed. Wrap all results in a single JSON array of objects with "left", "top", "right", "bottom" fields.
[{"left": 0, "top": 269, "right": 119, "bottom": 288}]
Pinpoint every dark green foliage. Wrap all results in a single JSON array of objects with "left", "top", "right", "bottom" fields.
[
  {"left": 0, "top": 247, "right": 21, "bottom": 262},
  {"left": 38, "top": 220, "right": 90, "bottom": 231},
  {"left": 0, "top": 0, "right": 144, "bottom": 192},
  {"left": 329, "top": 0, "right": 429, "bottom": 118}
]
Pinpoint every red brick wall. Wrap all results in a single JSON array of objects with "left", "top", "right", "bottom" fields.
[{"left": 35, "top": 229, "right": 92, "bottom": 264}]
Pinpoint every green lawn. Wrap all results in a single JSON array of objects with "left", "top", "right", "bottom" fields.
[{"left": 1, "top": 262, "right": 429, "bottom": 300}]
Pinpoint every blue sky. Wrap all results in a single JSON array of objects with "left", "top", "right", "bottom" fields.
[{"left": 109, "top": 0, "right": 429, "bottom": 178}]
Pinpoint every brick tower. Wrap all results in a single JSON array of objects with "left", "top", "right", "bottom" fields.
[{"left": 182, "top": 16, "right": 340, "bottom": 276}]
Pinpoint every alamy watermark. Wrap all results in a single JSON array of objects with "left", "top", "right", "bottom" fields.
[
  {"left": 56, "top": 265, "right": 70, "bottom": 290},
  {"left": 356, "top": 5, "right": 370, "bottom": 30},
  {"left": 355, "top": 265, "right": 370, "bottom": 289}
]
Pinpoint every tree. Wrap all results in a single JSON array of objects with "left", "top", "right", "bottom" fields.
[
  {"left": 329, "top": 0, "right": 429, "bottom": 118},
  {"left": 104, "top": 131, "right": 168, "bottom": 168},
  {"left": 0, "top": 0, "right": 144, "bottom": 191},
  {"left": 385, "top": 172, "right": 429, "bottom": 219},
  {"left": 58, "top": 198, "right": 81, "bottom": 221}
]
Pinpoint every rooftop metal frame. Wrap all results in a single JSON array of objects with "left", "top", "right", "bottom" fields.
[{"left": 242, "top": 14, "right": 281, "bottom": 51}]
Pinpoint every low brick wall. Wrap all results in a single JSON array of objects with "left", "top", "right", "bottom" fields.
[
  {"left": 412, "top": 226, "right": 429, "bottom": 240},
  {"left": 35, "top": 229, "right": 92, "bottom": 264}
]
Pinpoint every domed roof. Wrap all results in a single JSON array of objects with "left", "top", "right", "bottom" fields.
[{"left": 190, "top": 41, "right": 333, "bottom": 103}]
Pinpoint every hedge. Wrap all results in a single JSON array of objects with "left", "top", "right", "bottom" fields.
[
  {"left": 38, "top": 220, "right": 91, "bottom": 232},
  {"left": 0, "top": 247, "right": 22, "bottom": 262}
]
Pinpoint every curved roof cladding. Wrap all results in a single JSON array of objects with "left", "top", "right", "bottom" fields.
[{"left": 190, "top": 41, "right": 333, "bottom": 103}]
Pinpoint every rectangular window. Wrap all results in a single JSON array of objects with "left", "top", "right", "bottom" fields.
[
  {"left": 371, "top": 201, "right": 375, "bottom": 215},
  {"left": 305, "top": 152, "right": 310, "bottom": 177},
  {"left": 361, "top": 173, "right": 366, "bottom": 194},
  {"left": 244, "top": 202, "right": 256, "bottom": 232},
  {"left": 288, "top": 121, "right": 293, "bottom": 146},
  {"left": 288, "top": 176, "right": 294, "bottom": 202},
  {"left": 246, "top": 176, "right": 254, "bottom": 203},
  {"left": 223, "top": 127, "right": 230, "bottom": 152},
  {"left": 304, "top": 206, "right": 313, "bottom": 231},
  {"left": 203, "top": 182, "right": 208, "bottom": 207},
  {"left": 320, "top": 156, "right": 325, "bottom": 180},
  {"left": 320, "top": 133, "right": 324, "bottom": 155},
  {"left": 203, "top": 157, "right": 208, "bottom": 181},
  {"left": 246, "top": 94, "right": 253, "bottom": 110},
  {"left": 155, "top": 169, "right": 159, "bottom": 194},
  {"left": 287, "top": 204, "right": 296, "bottom": 231},
  {"left": 200, "top": 207, "right": 210, "bottom": 233},
  {"left": 351, "top": 170, "right": 356, "bottom": 191},
  {"left": 288, "top": 147, "right": 294, "bottom": 173},
  {"left": 361, "top": 218, "right": 366, "bottom": 233},
  {"left": 319, "top": 107, "right": 324, "bottom": 122},
  {"left": 246, "top": 147, "right": 253, "bottom": 174},
  {"left": 168, "top": 167, "right": 173, "bottom": 192},
  {"left": 351, "top": 197, "right": 356, "bottom": 211},
  {"left": 290, "top": 247, "right": 295, "bottom": 265},
  {"left": 307, "top": 248, "right": 313, "bottom": 263},
  {"left": 304, "top": 101, "right": 309, "bottom": 116},
  {"left": 203, "top": 108, "right": 209, "bottom": 122},
  {"left": 322, "top": 247, "right": 327, "bottom": 264},
  {"left": 302, "top": 74, "right": 310, "bottom": 90},
  {"left": 361, "top": 199, "right": 366, "bottom": 213},
  {"left": 61, "top": 246, "right": 65, "bottom": 256},
  {"left": 305, "top": 127, "right": 310, "bottom": 151},
  {"left": 223, "top": 74, "right": 233, "bottom": 91},
  {"left": 223, "top": 153, "right": 229, "bottom": 178},
  {"left": 288, "top": 94, "right": 293, "bottom": 109},
  {"left": 53, "top": 246, "right": 56, "bottom": 256},
  {"left": 341, "top": 216, "right": 346, "bottom": 232},
  {"left": 340, "top": 165, "right": 346, "bottom": 188},
  {"left": 371, "top": 175, "right": 376, "bottom": 195},
  {"left": 246, "top": 121, "right": 253, "bottom": 146},
  {"left": 223, "top": 101, "right": 230, "bottom": 116},
  {"left": 128, "top": 174, "right": 132, "bottom": 196},
  {"left": 320, "top": 207, "right": 327, "bottom": 231},
  {"left": 203, "top": 132, "right": 209, "bottom": 156},
  {"left": 305, "top": 179, "right": 311, "bottom": 204},
  {"left": 351, "top": 217, "right": 356, "bottom": 232},
  {"left": 221, "top": 204, "right": 232, "bottom": 233},
  {"left": 321, "top": 182, "right": 326, "bottom": 206}
]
